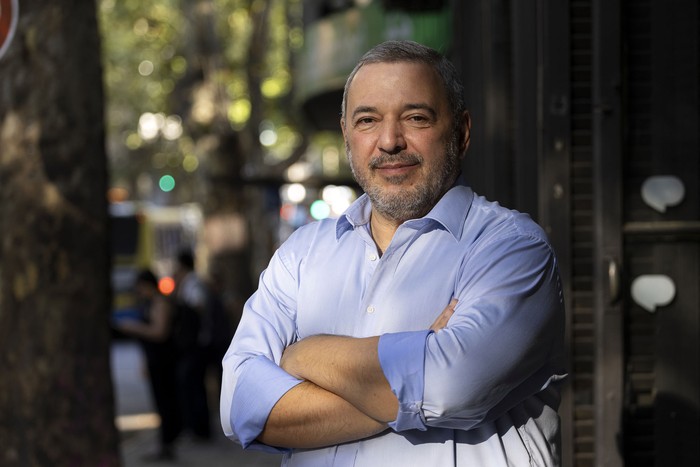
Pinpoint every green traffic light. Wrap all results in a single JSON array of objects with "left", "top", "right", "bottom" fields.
[
  {"left": 310, "top": 199, "right": 331, "bottom": 220},
  {"left": 159, "top": 175, "right": 175, "bottom": 192}
]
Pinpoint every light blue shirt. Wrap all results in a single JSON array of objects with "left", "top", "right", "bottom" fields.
[{"left": 221, "top": 182, "right": 567, "bottom": 466}]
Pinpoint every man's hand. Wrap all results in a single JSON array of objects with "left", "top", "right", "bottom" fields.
[
  {"left": 257, "top": 336, "right": 392, "bottom": 448},
  {"left": 280, "top": 335, "right": 399, "bottom": 423},
  {"left": 258, "top": 381, "right": 387, "bottom": 448},
  {"left": 430, "top": 298, "right": 458, "bottom": 332}
]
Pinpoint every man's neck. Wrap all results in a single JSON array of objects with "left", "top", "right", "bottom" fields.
[{"left": 369, "top": 211, "right": 402, "bottom": 256}]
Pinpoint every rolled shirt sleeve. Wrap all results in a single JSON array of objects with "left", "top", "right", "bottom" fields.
[
  {"left": 226, "top": 355, "right": 302, "bottom": 450},
  {"left": 220, "top": 243, "right": 303, "bottom": 452},
  {"left": 378, "top": 231, "right": 566, "bottom": 433},
  {"left": 378, "top": 330, "right": 432, "bottom": 432}
]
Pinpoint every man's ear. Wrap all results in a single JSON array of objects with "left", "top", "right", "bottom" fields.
[{"left": 460, "top": 111, "right": 472, "bottom": 155}]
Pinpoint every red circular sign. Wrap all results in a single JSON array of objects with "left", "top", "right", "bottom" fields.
[{"left": 0, "top": 0, "right": 19, "bottom": 60}]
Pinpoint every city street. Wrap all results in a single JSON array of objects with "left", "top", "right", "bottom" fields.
[{"left": 111, "top": 339, "right": 282, "bottom": 466}]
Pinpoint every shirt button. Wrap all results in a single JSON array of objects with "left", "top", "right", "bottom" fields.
[
  {"left": 367, "top": 305, "right": 375, "bottom": 314},
  {"left": 369, "top": 254, "right": 378, "bottom": 261}
]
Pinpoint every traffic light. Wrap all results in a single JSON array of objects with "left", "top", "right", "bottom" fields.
[{"left": 158, "top": 175, "right": 175, "bottom": 192}]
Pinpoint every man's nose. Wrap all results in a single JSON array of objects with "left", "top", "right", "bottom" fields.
[{"left": 377, "top": 121, "right": 407, "bottom": 155}]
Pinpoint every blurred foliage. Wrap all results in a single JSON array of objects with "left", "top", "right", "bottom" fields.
[{"left": 99, "top": 0, "right": 305, "bottom": 205}]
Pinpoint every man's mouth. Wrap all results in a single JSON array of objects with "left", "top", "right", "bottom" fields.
[
  {"left": 369, "top": 154, "right": 422, "bottom": 174},
  {"left": 376, "top": 161, "right": 418, "bottom": 169},
  {"left": 374, "top": 162, "right": 419, "bottom": 177}
]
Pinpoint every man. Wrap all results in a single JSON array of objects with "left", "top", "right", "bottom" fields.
[
  {"left": 221, "top": 40, "right": 567, "bottom": 466},
  {"left": 115, "top": 269, "right": 182, "bottom": 461},
  {"left": 172, "top": 250, "right": 211, "bottom": 440}
]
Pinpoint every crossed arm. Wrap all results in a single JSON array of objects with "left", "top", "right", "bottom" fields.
[{"left": 257, "top": 299, "right": 458, "bottom": 448}]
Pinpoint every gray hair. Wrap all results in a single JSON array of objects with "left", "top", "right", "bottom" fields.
[{"left": 341, "top": 40, "right": 465, "bottom": 127}]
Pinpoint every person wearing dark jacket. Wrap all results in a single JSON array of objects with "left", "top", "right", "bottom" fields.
[{"left": 115, "top": 269, "right": 182, "bottom": 461}]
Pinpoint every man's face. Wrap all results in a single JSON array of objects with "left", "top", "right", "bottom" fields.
[{"left": 342, "top": 61, "right": 468, "bottom": 223}]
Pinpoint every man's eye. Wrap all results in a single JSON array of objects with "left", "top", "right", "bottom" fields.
[
  {"left": 355, "top": 117, "right": 375, "bottom": 126},
  {"left": 408, "top": 115, "right": 428, "bottom": 122}
]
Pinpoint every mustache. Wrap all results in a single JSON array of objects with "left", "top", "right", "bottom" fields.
[{"left": 368, "top": 153, "right": 423, "bottom": 169}]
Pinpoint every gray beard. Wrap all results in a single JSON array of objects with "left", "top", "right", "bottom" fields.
[{"left": 347, "top": 136, "right": 460, "bottom": 223}]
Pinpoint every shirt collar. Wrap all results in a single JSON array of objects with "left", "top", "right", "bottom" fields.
[
  {"left": 422, "top": 179, "right": 473, "bottom": 240},
  {"left": 336, "top": 178, "right": 473, "bottom": 241},
  {"left": 336, "top": 193, "right": 372, "bottom": 238}
]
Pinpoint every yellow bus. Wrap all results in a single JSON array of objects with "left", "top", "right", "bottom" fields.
[{"left": 110, "top": 202, "right": 203, "bottom": 314}]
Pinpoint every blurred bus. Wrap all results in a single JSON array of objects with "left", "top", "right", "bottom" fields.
[{"left": 110, "top": 202, "right": 203, "bottom": 314}]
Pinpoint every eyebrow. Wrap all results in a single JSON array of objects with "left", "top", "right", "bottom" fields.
[
  {"left": 351, "top": 103, "right": 438, "bottom": 120},
  {"left": 351, "top": 106, "right": 378, "bottom": 120},
  {"left": 404, "top": 103, "right": 437, "bottom": 120}
]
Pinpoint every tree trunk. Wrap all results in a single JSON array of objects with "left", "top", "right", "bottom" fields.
[{"left": 0, "top": 1, "right": 120, "bottom": 465}]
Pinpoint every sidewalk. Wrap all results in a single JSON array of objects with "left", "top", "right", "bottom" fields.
[
  {"left": 119, "top": 428, "right": 281, "bottom": 467},
  {"left": 112, "top": 340, "right": 282, "bottom": 466}
]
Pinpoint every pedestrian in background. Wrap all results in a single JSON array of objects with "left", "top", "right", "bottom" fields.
[
  {"left": 201, "top": 266, "right": 235, "bottom": 397},
  {"left": 171, "top": 250, "right": 211, "bottom": 441},
  {"left": 114, "top": 269, "right": 182, "bottom": 461}
]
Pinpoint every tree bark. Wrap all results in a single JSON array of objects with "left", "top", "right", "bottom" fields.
[{"left": 0, "top": 1, "right": 120, "bottom": 465}]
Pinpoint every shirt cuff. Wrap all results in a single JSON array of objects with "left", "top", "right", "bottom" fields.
[
  {"left": 231, "top": 355, "right": 303, "bottom": 450},
  {"left": 378, "top": 330, "right": 431, "bottom": 432}
]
